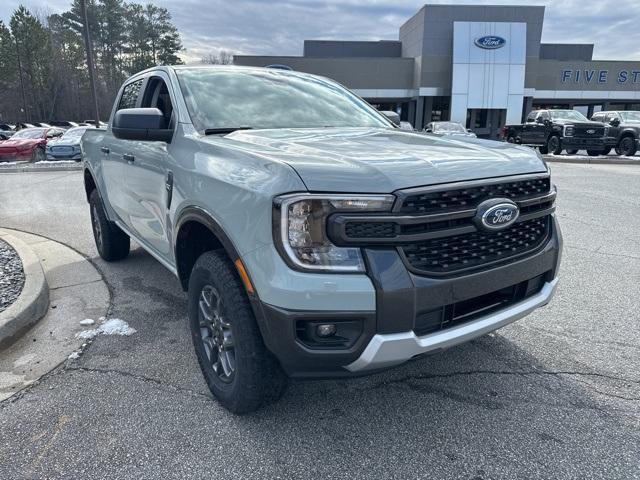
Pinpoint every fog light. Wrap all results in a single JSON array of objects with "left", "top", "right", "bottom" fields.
[{"left": 316, "top": 324, "right": 337, "bottom": 337}]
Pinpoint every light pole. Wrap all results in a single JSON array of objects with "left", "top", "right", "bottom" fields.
[{"left": 80, "top": 0, "right": 100, "bottom": 126}]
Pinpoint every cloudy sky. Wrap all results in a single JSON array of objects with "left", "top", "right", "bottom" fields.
[{"left": 3, "top": 0, "right": 640, "bottom": 63}]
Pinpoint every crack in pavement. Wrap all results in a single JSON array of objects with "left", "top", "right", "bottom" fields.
[
  {"left": 371, "top": 369, "right": 640, "bottom": 393},
  {"left": 67, "top": 365, "right": 213, "bottom": 401}
]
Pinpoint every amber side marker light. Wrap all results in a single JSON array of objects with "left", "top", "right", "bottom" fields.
[{"left": 234, "top": 259, "right": 255, "bottom": 295}]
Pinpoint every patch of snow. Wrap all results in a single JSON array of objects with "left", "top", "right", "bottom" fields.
[
  {"left": 68, "top": 351, "right": 80, "bottom": 360},
  {"left": 35, "top": 160, "right": 77, "bottom": 164},
  {"left": 75, "top": 318, "right": 136, "bottom": 339},
  {"left": 0, "top": 161, "right": 23, "bottom": 166},
  {"left": 79, "top": 318, "right": 95, "bottom": 326}
]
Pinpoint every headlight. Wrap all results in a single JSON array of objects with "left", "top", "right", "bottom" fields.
[
  {"left": 564, "top": 125, "right": 574, "bottom": 137},
  {"left": 274, "top": 194, "right": 395, "bottom": 272}
]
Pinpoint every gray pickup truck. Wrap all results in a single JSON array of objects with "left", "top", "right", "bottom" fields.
[{"left": 82, "top": 66, "right": 562, "bottom": 413}]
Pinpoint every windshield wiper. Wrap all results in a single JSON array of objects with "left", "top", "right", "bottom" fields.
[{"left": 204, "top": 127, "right": 252, "bottom": 135}]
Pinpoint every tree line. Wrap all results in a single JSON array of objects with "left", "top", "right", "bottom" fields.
[{"left": 0, "top": 1, "right": 183, "bottom": 124}]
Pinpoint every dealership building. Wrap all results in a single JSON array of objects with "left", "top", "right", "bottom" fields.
[{"left": 235, "top": 4, "right": 640, "bottom": 138}]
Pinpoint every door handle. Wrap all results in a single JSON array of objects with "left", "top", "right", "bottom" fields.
[
  {"left": 123, "top": 154, "right": 135, "bottom": 163},
  {"left": 100, "top": 146, "right": 110, "bottom": 154}
]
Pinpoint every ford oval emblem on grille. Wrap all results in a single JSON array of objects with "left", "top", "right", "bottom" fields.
[
  {"left": 474, "top": 199, "right": 520, "bottom": 231},
  {"left": 586, "top": 129, "right": 595, "bottom": 134},
  {"left": 474, "top": 36, "right": 507, "bottom": 49}
]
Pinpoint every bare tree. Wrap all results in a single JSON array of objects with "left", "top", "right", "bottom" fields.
[{"left": 201, "top": 49, "right": 234, "bottom": 65}]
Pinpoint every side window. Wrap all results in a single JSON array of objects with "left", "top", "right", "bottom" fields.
[
  {"left": 538, "top": 111, "right": 550, "bottom": 122},
  {"left": 118, "top": 79, "right": 143, "bottom": 111},
  {"left": 526, "top": 112, "right": 536, "bottom": 122},
  {"left": 140, "top": 77, "right": 174, "bottom": 127}
]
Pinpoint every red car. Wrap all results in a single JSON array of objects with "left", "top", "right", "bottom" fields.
[{"left": 0, "top": 127, "right": 64, "bottom": 163}]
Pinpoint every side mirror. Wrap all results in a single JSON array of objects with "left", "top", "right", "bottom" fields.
[
  {"left": 610, "top": 118, "right": 620, "bottom": 127},
  {"left": 535, "top": 117, "right": 544, "bottom": 124},
  {"left": 112, "top": 108, "right": 173, "bottom": 142},
  {"left": 380, "top": 110, "right": 401, "bottom": 127}
]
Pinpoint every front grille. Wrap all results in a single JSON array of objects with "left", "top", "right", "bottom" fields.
[
  {"left": 399, "top": 177, "right": 550, "bottom": 214},
  {"left": 413, "top": 273, "right": 547, "bottom": 337},
  {"left": 574, "top": 126, "right": 605, "bottom": 137},
  {"left": 345, "top": 221, "right": 396, "bottom": 238},
  {"left": 401, "top": 216, "right": 550, "bottom": 275}
]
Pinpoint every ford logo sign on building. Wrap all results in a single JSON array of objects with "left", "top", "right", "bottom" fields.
[
  {"left": 474, "top": 199, "right": 520, "bottom": 231},
  {"left": 474, "top": 35, "right": 507, "bottom": 50}
]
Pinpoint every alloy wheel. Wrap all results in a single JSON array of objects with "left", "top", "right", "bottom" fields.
[
  {"left": 198, "top": 285, "right": 235, "bottom": 383},
  {"left": 91, "top": 204, "right": 103, "bottom": 250}
]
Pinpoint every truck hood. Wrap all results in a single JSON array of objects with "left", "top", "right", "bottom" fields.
[
  {"left": 221, "top": 127, "right": 547, "bottom": 193},
  {"left": 553, "top": 119, "right": 604, "bottom": 127}
]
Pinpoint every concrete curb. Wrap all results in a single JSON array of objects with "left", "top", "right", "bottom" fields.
[
  {"left": 0, "top": 163, "right": 82, "bottom": 173},
  {"left": 543, "top": 157, "right": 640, "bottom": 165},
  {"left": 0, "top": 233, "right": 49, "bottom": 350}
]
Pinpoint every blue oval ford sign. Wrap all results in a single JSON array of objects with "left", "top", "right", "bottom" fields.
[
  {"left": 475, "top": 199, "right": 519, "bottom": 231},
  {"left": 474, "top": 36, "right": 506, "bottom": 50}
]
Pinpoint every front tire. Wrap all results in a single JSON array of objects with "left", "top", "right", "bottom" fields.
[
  {"left": 89, "top": 189, "right": 130, "bottom": 261},
  {"left": 547, "top": 136, "right": 562, "bottom": 155},
  {"left": 188, "top": 251, "right": 287, "bottom": 414},
  {"left": 618, "top": 136, "right": 637, "bottom": 156},
  {"left": 30, "top": 147, "right": 45, "bottom": 163}
]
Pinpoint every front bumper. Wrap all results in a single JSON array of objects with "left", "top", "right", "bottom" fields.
[
  {"left": 47, "top": 151, "right": 82, "bottom": 160},
  {"left": 257, "top": 215, "right": 562, "bottom": 378},
  {"left": 562, "top": 137, "right": 605, "bottom": 150}
]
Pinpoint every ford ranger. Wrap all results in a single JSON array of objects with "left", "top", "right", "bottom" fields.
[
  {"left": 504, "top": 109, "right": 607, "bottom": 156},
  {"left": 82, "top": 66, "right": 562, "bottom": 413}
]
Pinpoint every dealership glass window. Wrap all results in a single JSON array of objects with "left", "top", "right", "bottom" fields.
[{"left": 430, "top": 97, "right": 450, "bottom": 122}]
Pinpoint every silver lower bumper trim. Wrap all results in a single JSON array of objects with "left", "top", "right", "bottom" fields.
[{"left": 345, "top": 278, "right": 558, "bottom": 372}]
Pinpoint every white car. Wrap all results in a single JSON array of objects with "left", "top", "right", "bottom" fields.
[
  {"left": 46, "top": 126, "right": 89, "bottom": 161},
  {"left": 424, "top": 121, "right": 477, "bottom": 138}
]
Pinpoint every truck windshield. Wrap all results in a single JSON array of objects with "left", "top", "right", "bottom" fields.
[
  {"left": 175, "top": 68, "right": 391, "bottom": 132},
  {"left": 619, "top": 111, "right": 640, "bottom": 122},
  {"left": 549, "top": 110, "right": 589, "bottom": 122}
]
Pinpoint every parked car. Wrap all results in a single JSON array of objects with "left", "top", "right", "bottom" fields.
[
  {"left": 503, "top": 109, "right": 607, "bottom": 155},
  {"left": 83, "top": 120, "right": 108, "bottom": 128},
  {"left": 590, "top": 110, "right": 640, "bottom": 156},
  {"left": 51, "top": 120, "right": 81, "bottom": 129},
  {"left": 424, "top": 121, "right": 477, "bottom": 138},
  {"left": 0, "top": 124, "right": 15, "bottom": 140},
  {"left": 83, "top": 66, "right": 561, "bottom": 413},
  {"left": 16, "top": 122, "right": 37, "bottom": 130},
  {"left": 46, "top": 126, "right": 88, "bottom": 161},
  {"left": 0, "top": 127, "right": 64, "bottom": 162}
]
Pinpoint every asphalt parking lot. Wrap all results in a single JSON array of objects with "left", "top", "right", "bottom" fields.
[{"left": 0, "top": 163, "right": 639, "bottom": 479}]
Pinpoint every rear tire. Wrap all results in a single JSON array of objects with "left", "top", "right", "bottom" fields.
[
  {"left": 188, "top": 250, "right": 288, "bottom": 414},
  {"left": 89, "top": 189, "right": 130, "bottom": 261},
  {"left": 618, "top": 136, "right": 637, "bottom": 156}
]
